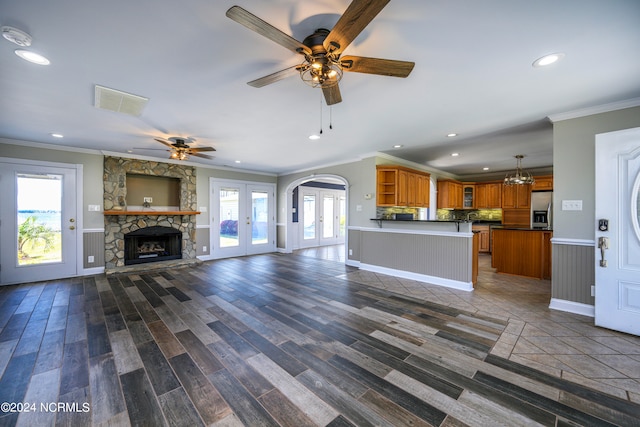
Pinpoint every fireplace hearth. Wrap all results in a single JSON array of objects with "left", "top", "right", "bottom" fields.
[{"left": 124, "top": 226, "right": 182, "bottom": 265}]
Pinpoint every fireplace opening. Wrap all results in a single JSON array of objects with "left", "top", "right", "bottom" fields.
[{"left": 124, "top": 226, "right": 182, "bottom": 265}]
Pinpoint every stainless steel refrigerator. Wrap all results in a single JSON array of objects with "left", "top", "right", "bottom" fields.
[{"left": 531, "top": 191, "right": 552, "bottom": 229}]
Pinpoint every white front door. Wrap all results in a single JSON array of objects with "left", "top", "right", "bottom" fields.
[
  {"left": 211, "top": 180, "right": 275, "bottom": 259},
  {"left": 0, "top": 161, "right": 79, "bottom": 285},
  {"left": 595, "top": 126, "right": 640, "bottom": 336}
]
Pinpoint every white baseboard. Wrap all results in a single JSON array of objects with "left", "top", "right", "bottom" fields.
[
  {"left": 345, "top": 259, "right": 360, "bottom": 268},
  {"left": 358, "top": 263, "right": 473, "bottom": 292},
  {"left": 549, "top": 298, "right": 595, "bottom": 317},
  {"left": 81, "top": 267, "right": 105, "bottom": 276},
  {"left": 196, "top": 254, "right": 215, "bottom": 262}
]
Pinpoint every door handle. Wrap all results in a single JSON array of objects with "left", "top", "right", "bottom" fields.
[{"left": 598, "top": 236, "right": 609, "bottom": 267}]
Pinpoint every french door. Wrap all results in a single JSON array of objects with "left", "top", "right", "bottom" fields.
[
  {"left": 595, "top": 126, "right": 640, "bottom": 336},
  {"left": 0, "top": 161, "right": 79, "bottom": 285},
  {"left": 211, "top": 180, "right": 275, "bottom": 259},
  {"left": 300, "top": 189, "right": 346, "bottom": 248}
]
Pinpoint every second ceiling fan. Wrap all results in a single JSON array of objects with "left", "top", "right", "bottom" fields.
[{"left": 226, "top": 0, "right": 415, "bottom": 105}]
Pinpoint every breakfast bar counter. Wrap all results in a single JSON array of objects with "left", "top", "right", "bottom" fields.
[{"left": 491, "top": 227, "right": 553, "bottom": 279}]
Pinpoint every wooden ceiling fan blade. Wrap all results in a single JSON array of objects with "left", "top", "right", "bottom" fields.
[
  {"left": 226, "top": 6, "right": 311, "bottom": 56},
  {"left": 322, "top": 84, "right": 342, "bottom": 106},
  {"left": 341, "top": 55, "right": 415, "bottom": 77},
  {"left": 191, "top": 152, "right": 215, "bottom": 160},
  {"left": 154, "top": 138, "right": 175, "bottom": 148},
  {"left": 324, "top": 0, "right": 389, "bottom": 55},
  {"left": 188, "top": 147, "right": 216, "bottom": 152},
  {"left": 247, "top": 65, "right": 302, "bottom": 88}
]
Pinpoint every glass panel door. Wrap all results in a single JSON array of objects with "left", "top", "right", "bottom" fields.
[
  {"left": 1, "top": 162, "right": 78, "bottom": 285},
  {"left": 303, "top": 194, "right": 316, "bottom": 242},
  {"left": 211, "top": 180, "right": 275, "bottom": 259},
  {"left": 322, "top": 194, "right": 334, "bottom": 239},
  {"left": 219, "top": 187, "right": 240, "bottom": 249}
]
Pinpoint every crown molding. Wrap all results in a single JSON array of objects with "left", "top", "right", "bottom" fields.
[{"left": 548, "top": 97, "right": 640, "bottom": 123}]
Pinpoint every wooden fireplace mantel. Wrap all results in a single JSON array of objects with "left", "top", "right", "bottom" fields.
[{"left": 103, "top": 210, "right": 201, "bottom": 216}]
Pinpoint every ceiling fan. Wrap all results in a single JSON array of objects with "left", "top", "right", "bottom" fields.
[
  {"left": 153, "top": 137, "right": 216, "bottom": 160},
  {"left": 226, "top": 0, "right": 415, "bottom": 105}
]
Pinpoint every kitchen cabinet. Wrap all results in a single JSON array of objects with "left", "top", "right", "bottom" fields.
[
  {"left": 463, "top": 184, "right": 475, "bottom": 209},
  {"left": 472, "top": 224, "right": 490, "bottom": 252},
  {"left": 502, "top": 183, "right": 531, "bottom": 209},
  {"left": 437, "top": 180, "right": 463, "bottom": 209},
  {"left": 376, "top": 165, "right": 430, "bottom": 207},
  {"left": 475, "top": 182, "right": 502, "bottom": 208},
  {"left": 492, "top": 228, "right": 552, "bottom": 279},
  {"left": 532, "top": 175, "right": 553, "bottom": 191}
]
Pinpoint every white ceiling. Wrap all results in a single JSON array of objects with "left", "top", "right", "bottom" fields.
[{"left": 1, "top": 0, "right": 639, "bottom": 177}]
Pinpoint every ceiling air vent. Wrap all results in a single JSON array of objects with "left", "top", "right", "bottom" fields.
[{"left": 94, "top": 85, "right": 149, "bottom": 116}]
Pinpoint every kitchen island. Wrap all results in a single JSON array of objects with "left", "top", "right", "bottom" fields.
[{"left": 491, "top": 227, "right": 552, "bottom": 279}]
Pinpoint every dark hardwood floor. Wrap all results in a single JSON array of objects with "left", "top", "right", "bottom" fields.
[{"left": 1, "top": 253, "right": 639, "bottom": 426}]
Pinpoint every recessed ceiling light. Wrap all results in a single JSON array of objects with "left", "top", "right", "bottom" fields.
[
  {"left": 483, "top": 167, "right": 490, "bottom": 171},
  {"left": 532, "top": 53, "right": 565, "bottom": 68},
  {"left": 451, "top": 153, "right": 459, "bottom": 157},
  {"left": 50, "top": 133, "right": 63, "bottom": 138},
  {"left": 393, "top": 144, "right": 403, "bottom": 148},
  {"left": 308, "top": 134, "right": 320, "bottom": 140},
  {"left": 235, "top": 160, "right": 241, "bottom": 163},
  {"left": 15, "top": 49, "right": 50, "bottom": 65},
  {"left": 447, "top": 133, "right": 458, "bottom": 137}
]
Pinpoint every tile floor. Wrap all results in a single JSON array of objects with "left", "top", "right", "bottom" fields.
[{"left": 297, "top": 246, "right": 640, "bottom": 404}]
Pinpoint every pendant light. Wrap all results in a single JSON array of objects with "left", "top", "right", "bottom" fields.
[{"left": 504, "top": 155, "right": 535, "bottom": 186}]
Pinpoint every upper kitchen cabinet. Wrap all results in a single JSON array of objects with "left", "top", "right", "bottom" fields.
[
  {"left": 531, "top": 175, "right": 553, "bottom": 191},
  {"left": 502, "top": 183, "right": 531, "bottom": 209},
  {"left": 475, "top": 182, "right": 502, "bottom": 208},
  {"left": 437, "top": 180, "right": 463, "bottom": 209},
  {"left": 376, "top": 165, "right": 430, "bottom": 207},
  {"left": 463, "top": 184, "right": 475, "bottom": 209}
]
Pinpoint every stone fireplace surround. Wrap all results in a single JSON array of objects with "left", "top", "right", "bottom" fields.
[{"left": 103, "top": 156, "right": 198, "bottom": 271}]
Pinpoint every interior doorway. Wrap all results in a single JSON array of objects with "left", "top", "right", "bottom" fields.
[{"left": 285, "top": 175, "right": 349, "bottom": 261}]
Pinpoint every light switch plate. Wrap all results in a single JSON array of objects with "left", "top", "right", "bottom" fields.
[
  {"left": 87, "top": 204, "right": 101, "bottom": 211},
  {"left": 562, "top": 200, "right": 582, "bottom": 211}
]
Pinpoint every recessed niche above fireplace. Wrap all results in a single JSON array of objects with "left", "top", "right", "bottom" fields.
[{"left": 126, "top": 174, "right": 180, "bottom": 210}]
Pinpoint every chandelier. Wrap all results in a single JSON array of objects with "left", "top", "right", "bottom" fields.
[
  {"left": 300, "top": 56, "right": 343, "bottom": 88},
  {"left": 504, "top": 155, "right": 535, "bottom": 186}
]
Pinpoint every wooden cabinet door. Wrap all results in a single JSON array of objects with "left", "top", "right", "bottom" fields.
[
  {"left": 486, "top": 183, "right": 502, "bottom": 208},
  {"left": 502, "top": 185, "right": 517, "bottom": 208},
  {"left": 475, "top": 184, "right": 487, "bottom": 208},
  {"left": 517, "top": 184, "right": 531, "bottom": 208},
  {"left": 406, "top": 173, "right": 417, "bottom": 207},
  {"left": 419, "top": 174, "right": 430, "bottom": 207},
  {"left": 479, "top": 230, "right": 490, "bottom": 252},
  {"left": 397, "top": 170, "right": 408, "bottom": 206},
  {"left": 463, "top": 185, "right": 475, "bottom": 209}
]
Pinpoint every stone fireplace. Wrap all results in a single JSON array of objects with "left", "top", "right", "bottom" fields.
[{"left": 103, "top": 156, "right": 199, "bottom": 271}]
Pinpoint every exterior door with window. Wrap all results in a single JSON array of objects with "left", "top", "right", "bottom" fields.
[
  {"left": 0, "top": 161, "right": 78, "bottom": 285},
  {"left": 300, "top": 189, "right": 345, "bottom": 248},
  {"left": 595, "top": 127, "right": 640, "bottom": 335},
  {"left": 211, "top": 180, "right": 275, "bottom": 259}
]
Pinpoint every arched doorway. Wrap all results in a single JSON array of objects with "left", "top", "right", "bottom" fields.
[{"left": 283, "top": 174, "right": 349, "bottom": 262}]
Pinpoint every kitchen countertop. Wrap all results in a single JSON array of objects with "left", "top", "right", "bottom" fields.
[{"left": 492, "top": 226, "right": 553, "bottom": 231}]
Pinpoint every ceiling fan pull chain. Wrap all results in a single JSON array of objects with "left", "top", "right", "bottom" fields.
[
  {"left": 329, "top": 106, "right": 333, "bottom": 130},
  {"left": 319, "top": 91, "right": 323, "bottom": 134}
]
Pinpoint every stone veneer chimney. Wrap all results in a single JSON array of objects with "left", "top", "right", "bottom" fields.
[{"left": 103, "top": 156, "right": 198, "bottom": 271}]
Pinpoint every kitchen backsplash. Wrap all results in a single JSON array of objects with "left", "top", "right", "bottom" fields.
[{"left": 436, "top": 208, "right": 502, "bottom": 221}]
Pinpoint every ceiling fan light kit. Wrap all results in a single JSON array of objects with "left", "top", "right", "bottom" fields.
[
  {"left": 154, "top": 137, "right": 216, "bottom": 161},
  {"left": 226, "top": 0, "right": 415, "bottom": 106},
  {"left": 504, "top": 154, "right": 535, "bottom": 186}
]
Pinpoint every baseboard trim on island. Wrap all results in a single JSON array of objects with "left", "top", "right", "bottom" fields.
[
  {"left": 549, "top": 298, "right": 595, "bottom": 317},
  {"left": 359, "top": 263, "right": 474, "bottom": 292}
]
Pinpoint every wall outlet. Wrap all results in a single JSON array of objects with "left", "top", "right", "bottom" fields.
[
  {"left": 203, "top": 246, "right": 207, "bottom": 252},
  {"left": 349, "top": 249, "right": 353, "bottom": 256},
  {"left": 562, "top": 200, "right": 582, "bottom": 211},
  {"left": 88, "top": 255, "right": 95, "bottom": 263},
  {"left": 143, "top": 197, "right": 153, "bottom": 203}
]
